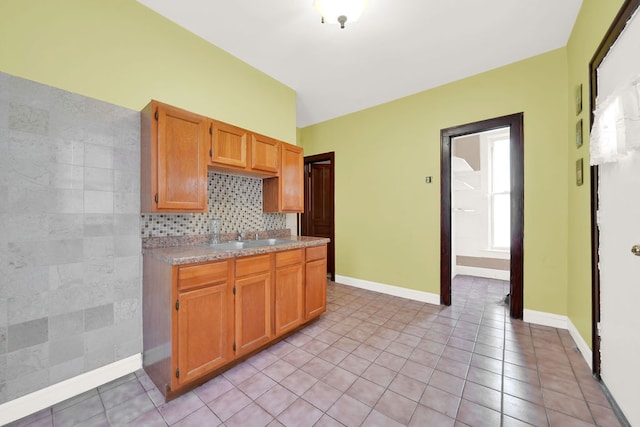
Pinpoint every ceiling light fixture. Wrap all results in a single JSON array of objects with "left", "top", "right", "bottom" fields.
[{"left": 313, "top": 0, "right": 370, "bottom": 29}]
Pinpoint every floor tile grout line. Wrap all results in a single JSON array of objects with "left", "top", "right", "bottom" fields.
[
  {"left": 557, "top": 326, "right": 600, "bottom": 426},
  {"left": 10, "top": 279, "right": 617, "bottom": 427}
]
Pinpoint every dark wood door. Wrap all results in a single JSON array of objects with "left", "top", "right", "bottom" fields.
[{"left": 302, "top": 154, "right": 335, "bottom": 280}]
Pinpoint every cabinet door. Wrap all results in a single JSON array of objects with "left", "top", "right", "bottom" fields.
[
  {"left": 235, "top": 272, "right": 272, "bottom": 356},
  {"left": 274, "top": 263, "right": 304, "bottom": 336},
  {"left": 251, "top": 134, "right": 279, "bottom": 174},
  {"left": 281, "top": 143, "right": 304, "bottom": 212},
  {"left": 211, "top": 120, "right": 248, "bottom": 168},
  {"left": 177, "top": 283, "right": 233, "bottom": 385},
  {"left": 305, "top": 257, "right": 327, "bottom": 319},
  {"left": 156, "top": 103, "right": 208, "bottom": 212},
  {"left": 263, "top": 142, "right": 304, "bottom": 213}
]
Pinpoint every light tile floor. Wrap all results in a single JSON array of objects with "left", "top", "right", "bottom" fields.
[{"left": 8, "top": 276, "right": 622, "bottom": 426}]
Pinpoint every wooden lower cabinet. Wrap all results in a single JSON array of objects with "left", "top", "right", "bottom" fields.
[
  {"left": 234, "top": 254, "right": 273, "bottom": 356},
  {"left": 305, "top": 245, "right": 328, "bottom": 319},
  {"left": 177, "top": 283, "right": 233, "bottom": 385},
  {"left": 274, "top": 249, "right": 304, "bottom": 336},
  {"left": 143, "top": 244, "right": 327, "bottom": 400}
]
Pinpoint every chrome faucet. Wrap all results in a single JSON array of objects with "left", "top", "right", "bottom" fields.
[{"left": 237, "top": 230, "right": 243, "bottom": 241}]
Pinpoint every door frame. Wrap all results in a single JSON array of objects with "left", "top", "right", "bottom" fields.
[
  {"left": 302, "top": 152, "right": 336, "bottom": 280},
  {"left": 440, "top": 113, "right": 525, "bottom": 318},
  {"left": 588, "top": 0, "right": 640, "bottom": 378}
]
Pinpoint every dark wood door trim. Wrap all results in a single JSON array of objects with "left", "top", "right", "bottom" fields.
[
  {"left": 302, "top": 152, "right": 335, "bottom": 281},
  {"left": 440, "top": 113, "right": 525, "bottom": 319},
  {"left": 588, "top": 0, "right": 640, "bottom": 378}
]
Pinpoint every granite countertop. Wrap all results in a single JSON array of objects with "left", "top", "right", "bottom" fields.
[{"left": 142, "top": 235, "right": 330, "bottom": 265}]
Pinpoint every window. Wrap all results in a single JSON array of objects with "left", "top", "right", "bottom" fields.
[{"left": 490, "top": 138, "right": 510, "bottom": 249}]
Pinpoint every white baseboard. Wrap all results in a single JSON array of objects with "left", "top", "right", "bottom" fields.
[
  {"left": 455, "top": 266, "right": 510, "bottom": 281},
  {"left": 0, "top": 353, "right": 142, "bottom": 426},
  {"left": 568, "top": 318, "right": 593, "bottom": 370},
  {"left": 332, "top": 277, "right": 595, "bottom": 375},
  {"left": 334, "top": 275, "right": 440, "bottom": 305},
  {"left": 523, "top": 309, "right": 568, "bottom": 329},
  {"left": 523, "top": 309, "right": 592, "bottom": 370}
]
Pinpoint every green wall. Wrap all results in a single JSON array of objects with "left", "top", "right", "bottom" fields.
[
  {"left": 300, "top": 49, "right": 570, "bottom": 315},
  {"left": 565, "top": 0, "right": 624, "bottom": 347},
  {"left": 299, "top": 0, "right": 628, "bottom": 347},
  {"left": 0, "top": 0, "right": 296, "bottom": 142},
  {"left": 0, "top": 0, "right": 627, "bottom": 346}
]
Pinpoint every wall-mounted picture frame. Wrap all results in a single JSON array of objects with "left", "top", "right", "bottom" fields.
[
  {"left": 576, "top": 158, "right": 584, "bottom": 186},
  {"left": 576, "top": 119, "right": 583, "bottom": 148},
  {"left": 576, "top": 84, "right": 583, "bottom": 115}
]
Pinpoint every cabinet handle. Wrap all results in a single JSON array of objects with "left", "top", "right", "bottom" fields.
[
  {"left": 175, "top": 299, "right": 179, "bottom": 311},
  {"left": 154, "top": 193, "right": 159, "bottom": 204}
]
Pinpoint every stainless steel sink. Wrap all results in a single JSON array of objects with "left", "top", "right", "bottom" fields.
[
  {"left": 209, "top": 241, "right": 248, "bottom": 250},
  {"left": 253, "top": 238, "right": 295, "bottom": 246},
  {"left": 209, "top": 238, "right": 295, "bottom": 251}
]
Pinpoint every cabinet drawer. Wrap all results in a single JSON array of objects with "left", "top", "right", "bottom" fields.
[
  {"left": 275, "top": 249, "right": 303, "bottom": 268},
  {"left": 306, "top": 245, "right": 327, "bottom": 262},
  {"left": 178, "top": 260, "right": 229, "bottom": 291},
  {"left": 236, "top": 254, "right": 271, "bottom": 277}
]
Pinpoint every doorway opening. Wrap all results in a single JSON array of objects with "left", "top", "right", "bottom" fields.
[
  {"left": 451, "top": 127, "right": 511, "bottom": 295},
  {"left": 301, "top": 152, "right": 335, "bottom": 280},
  {"left": 441, "top": 114, "right": 524, "bottom": 318}
]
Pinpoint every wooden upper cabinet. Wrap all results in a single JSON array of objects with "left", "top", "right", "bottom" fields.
[
  {"left": 251, "top": 134, "right": 280, "bottom": 174},
  {"left": 210, "top": 121, "right": 279, "bottom": 177},
  {"left": 141, "top": 100, "right": 209, "bottom": 213},
  {"left": 263, "top": 142, "right": 304, "bottom": 213},
  {"left": 281, "top": 144, "right": 304, "bottom": 211},
  {"left": 210, "top": 120, "right": 248, "bottom": 169}
]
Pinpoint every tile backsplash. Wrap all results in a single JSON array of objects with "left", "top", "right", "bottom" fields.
[{"left": 141, "top": 172, "right": 286, "bottom": 238}]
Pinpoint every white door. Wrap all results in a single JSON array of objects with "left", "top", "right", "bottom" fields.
[
  {"left": 596, "top": 8, "right": 640, "bottom": 426},
  {"left": 598, "top": 154, "right": 640, "bottom": 425}
]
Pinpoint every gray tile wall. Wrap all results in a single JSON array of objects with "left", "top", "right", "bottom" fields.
[{"left": 0, "top": 72, "right": 142, "bottom": 404}]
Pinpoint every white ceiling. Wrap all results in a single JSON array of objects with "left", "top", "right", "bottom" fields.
[{"left": 137, "top": 0, "right": 583, "bottom": 128}]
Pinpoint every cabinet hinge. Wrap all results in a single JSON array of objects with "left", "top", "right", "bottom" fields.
[
  {"left": 233, "top": 286, "right": 236, "bottom": 295},
  {"left": 154, "top": 110, "right": 159, "bottom": 121},
  {"left": 154, "top": 193, "right": 159, "bottom": 204},
  {"left": 175, "top": 368, "right": 180, "bottom": 378},
  {"left": 233, "top": 342, "right": 236, "bottom": 351},
  {"left": 175, "top": 299, "right": 179, "bottom": 311}
]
